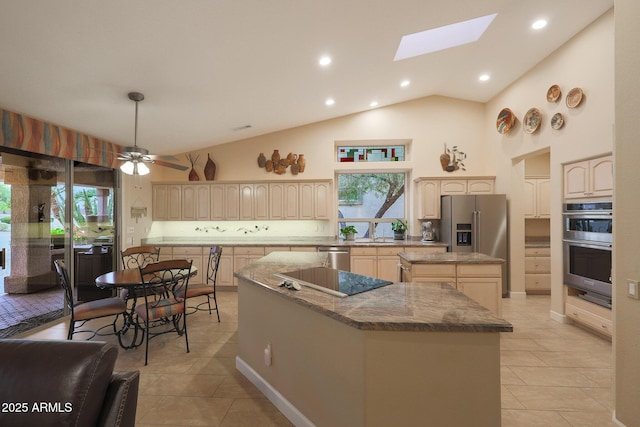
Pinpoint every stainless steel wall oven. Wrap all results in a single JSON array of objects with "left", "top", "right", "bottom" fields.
[{"left": 563, "top": 201, "right": 612, "bottom": 308}]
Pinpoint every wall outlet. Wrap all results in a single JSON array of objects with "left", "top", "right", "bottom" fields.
[
  {"left": 628, "top": 280, "right": 639, "bottom": 299},
  {"left": 264, "top": 343, "right": 272, "bottom": 366},
  {"left": 127, "top": 227, "right": 135, "bottom": 234}
]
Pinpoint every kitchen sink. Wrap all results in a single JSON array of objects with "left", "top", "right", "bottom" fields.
[{"left": 354, "top": 238, "right": 399, "bottom": 244}]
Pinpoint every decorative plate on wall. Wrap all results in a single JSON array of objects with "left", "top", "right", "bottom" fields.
[
  {"left": 546, "top": 84, "right": 561, "bottom": 102},
  {"left": 566, "top": 87, "right": 584, "bottom": 108},
  {"left": 523, "top": 108, "right": 542, "bottom": 134},
  {"left": 496, "top": 108, "right": 516, "bottom": 134},
  {"left": 551, "top": 112, "right": 565, "bottom": 130}
]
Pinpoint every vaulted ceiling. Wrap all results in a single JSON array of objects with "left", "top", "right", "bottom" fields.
[{"left": 0, "top": 0, "right": 612, "bottom": 156}]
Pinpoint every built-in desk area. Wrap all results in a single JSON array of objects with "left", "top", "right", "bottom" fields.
[{"left": 235, "top": 251, "right": 512, "bottom": 427}]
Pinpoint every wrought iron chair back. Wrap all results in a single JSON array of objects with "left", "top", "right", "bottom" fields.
[
  {"left": 53, "top": 259, "right": 127, "bottom": 340},
  {"left": 121, "top": 246, "right": 160, "bottom": 269},
  {"left": 135, "top": 259, "right": 193, "bottom": 365}
]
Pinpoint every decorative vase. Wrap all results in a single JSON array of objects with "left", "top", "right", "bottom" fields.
[
  {"left": 204, "top": 154, "right": 216, "bottom": 180},
  {"left": 271, "top": 149, "right": 280, "bottom": 164},
  {"left": 290, "top": 163, "right": 299, "bottom": 175},
  {"left": 188, "top": 168, "right": 200, "bottom": 181},
  {"left": 265, "top": 160, "right": 274, "bottom": 172},
  {"left": 257, "top": 153, "right": 266, "bottom": 167},
  {"left": 297, "top": 154, "right": 306, "bottom": 172}
]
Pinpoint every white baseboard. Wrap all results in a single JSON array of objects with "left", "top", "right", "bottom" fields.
[
  {"left": 236, "top": 356, "right": 315, "bottom": 427},
  {"left": 612, "top": 410, "right": 627, "bottom": 426},
  {"left": 509, "top": 291, "right": 527, "bottom": 300},
  {"left": 549, "top": 309, "right": 567, "bottom": 323}
]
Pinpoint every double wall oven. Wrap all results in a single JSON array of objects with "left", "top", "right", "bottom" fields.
[{"left": 563, "top": 201, "right": 612, "bottom": 308}]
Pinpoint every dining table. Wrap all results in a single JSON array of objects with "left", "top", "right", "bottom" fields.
[{"left": 95, "top": 266, "right": 198, "bottom": 349}]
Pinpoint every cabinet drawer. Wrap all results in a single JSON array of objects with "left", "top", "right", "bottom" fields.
[
  {"left": 377, "top": 247, "right": 403, "bottom": 256},
  {"left": 456, "top": 264, "right": 501, "bottom": 277},
  {"left": 566, "top": 299, "right": 612, "bottom": 337},
  {"left": 525, "top": 247, "right": 550, "bottom": 257},
  {"left": 234, "top": 246, "right": 265, "bottom": 256},
  {"left": 350, "top": 247, "right": 377, "bottom": 256},
  {"left": 411, "top": 263, "right": 456, "bottom": 278},
  {"left": 264, "top": 246, "right": 290, "bottom": 255},
  {"left": 525, "top": 273, "right": 551, "bottom": 290},
  {"left": 524, "top": 257, "right": 550, "bottom": 273},
  {"left": 566, "top": 295, "right": 612, "bottom": 320},
  {"left": 172, "top": 246, "right": 204, "bottom": 256}
]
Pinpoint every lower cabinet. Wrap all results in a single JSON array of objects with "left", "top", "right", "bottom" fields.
[
  {"left": 233, "top": 247, "right": 266, "bottom": 285},
  {"left": 400, "top": 261, "right": 502, "bottom": 316},
  {"left": 565, "top": 295, "right": 612, "bottom": 338},
  {"left": 351, "top": 246, "right": 447, "bottom": 281},
  {"left": 172, "top": 246, "right": 205, "bottom": 285},
  {"left": 525, "top": 247, "right": 551, "bottom": 294},
  {"left": 350, "top": 247, "right": 378, "bottom": 277}
]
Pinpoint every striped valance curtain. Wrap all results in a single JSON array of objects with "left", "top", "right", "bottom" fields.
[{"left": 1, "top": 108, "right": 122, "bottom": 169}]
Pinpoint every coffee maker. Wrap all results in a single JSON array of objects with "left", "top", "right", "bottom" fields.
[{"left": 422, "top": 221, "right": 436, "bottom": 242}]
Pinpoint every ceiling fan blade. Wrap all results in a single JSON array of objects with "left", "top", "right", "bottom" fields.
[
  {"left": 152, "top": 159, "right": 189, "bottom": 171},
  {"left": 147, "top": 154, "right": 180, "bottom": 161}
]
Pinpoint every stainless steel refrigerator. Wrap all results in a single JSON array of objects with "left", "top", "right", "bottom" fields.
[{"left": 440, "top": 194, "right": 509, "bottom": 296}]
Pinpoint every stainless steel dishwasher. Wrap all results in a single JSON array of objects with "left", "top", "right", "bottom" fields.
[{"left": 317, "top": 246, "right": 350, "bottom": 271}]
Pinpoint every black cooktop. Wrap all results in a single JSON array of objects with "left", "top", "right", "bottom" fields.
[{"left": 275, "top": 267, "right": 393, "bottom": 297}]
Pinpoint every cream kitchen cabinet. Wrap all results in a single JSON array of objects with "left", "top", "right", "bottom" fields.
[
  {"left": 415, "top": 177, "right": 495, "bottom": 219},
  {"left": 210, "top": 184, "right": 226, "bottom": 220},
  {"left": 417, "top": 180, "right": 440, "bottom": 219},
  {"left": 233, "top": 246, "right": 265, "bottom": 285},
  {"left": 300, "top": 181, "right": 332, "bottom": 220},
  {"left": 172, "top": 246, "right": 205, "bottom": 285},
  {"left": 524, "top": 178, "right": 551, "bottom": 218},
  {"left": 269, "top": 182, "right": 299, "bottom": 220},
  {"left": 456, "top": 264, "right": 502, "bottom": 316},
  {"left": 239, "top": 183, "right": 268, "bottom": 220},
  {"left": 566, "top": 294, "right": 612, "bottom": 338},
  {"left": 564, "top": 155, "right": 613, "bottom": 200},
  {"left": 217, "top": 248, "right": 235, "bottom": 287},
  {"left": 224, "top": 183, "right": 240, "bottom": 220},
  {"left": 182, "top": 184, "right": 211, "bottom": 221},
  {"left": 350, "top": 247, "right": 377, "bottom": 277},
  {"left": 440, "top": 179, "right": 494, "bottom": 195},
  {"left": 400, "top": 262, "right": 456, "bottom": 285},
  {"left": 152, "top": 184, "right": 182, "bottom": 220},
  {"left": 524, "top": 247, "right": 551, "bottom": 294},
  {"left": 376, "top": 247, "right": 403, "bottom": 282}
]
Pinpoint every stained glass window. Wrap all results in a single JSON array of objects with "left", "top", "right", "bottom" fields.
[{"left": 337, "top": 145, "right": 405, "bottom": 162}]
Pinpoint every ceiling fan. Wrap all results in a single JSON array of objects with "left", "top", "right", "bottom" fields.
[{"left": 118, "top": 92, "right": 188, "bottom": 175}]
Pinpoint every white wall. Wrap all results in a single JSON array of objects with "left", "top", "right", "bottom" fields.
[{"left": 485, "top": 10, "right": 614, "bottom": 306}]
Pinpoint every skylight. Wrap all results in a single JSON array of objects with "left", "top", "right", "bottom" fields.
[{"left": 394, "top": 13, "right": 498, "bottom": 61}]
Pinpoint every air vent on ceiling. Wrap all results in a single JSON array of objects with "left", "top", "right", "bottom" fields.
[{"left": 233, "top": 125, "right": 252, "bottom": 131}]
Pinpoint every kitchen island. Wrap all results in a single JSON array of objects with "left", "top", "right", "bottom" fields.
[{"left": 235, "top": 252, "right": 512, "bottom": 427}]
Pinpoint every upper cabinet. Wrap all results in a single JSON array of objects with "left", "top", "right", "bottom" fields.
[
  {"left": 524, "top": 178, "right": 550, "bottom": 219},
  {"left": 564, "top": 155, "right": 613, "bottom": 200},
  {"left": 152, "top": 180, "right": 332, "bottom": 221},
  {"left": 152, "top": 184, "right": 182, "bottom": 220},
  {"left": 440, "top": 179, "right": 494, "bottom": 195},
  {"left": 416, "top": 177, "right": 495, "bottom": 219}
]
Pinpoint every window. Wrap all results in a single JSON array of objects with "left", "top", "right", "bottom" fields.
[
  {"left": 337, "top": 145, "right": 405, "bottom": 162},
  {"left": 337, "top": 173, "right": 405, "bottom": 239}
]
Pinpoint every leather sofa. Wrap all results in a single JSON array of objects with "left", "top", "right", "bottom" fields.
[{"left": 0, "top": 339, "right": 139, "bottom": 427}]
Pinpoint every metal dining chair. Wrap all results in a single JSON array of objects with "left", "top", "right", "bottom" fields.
[
  {"left": 135, "top": 259, "right": 193, "bottom": 365},
  {"left": 175, "top": 246, "right": 222, "bottom": 322},
  {"left": 121, "top": 246, "right": 161, "bottom": 300},
  {"left": 121, "top": 245, "right": 160, "bottom": 269},
  {"left": 53, "top": 259, "right": 128, "bottom": 340}
]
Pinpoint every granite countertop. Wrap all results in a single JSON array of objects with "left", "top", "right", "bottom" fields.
[
  {"left": 398, "top": 251, "right": 505, "bottom": 264},
  {"left": 234, "top": 251, "right": 512, "bottom": 333},
  {"left": 143, "top": 236, "right": 448, "bottom": 248}
]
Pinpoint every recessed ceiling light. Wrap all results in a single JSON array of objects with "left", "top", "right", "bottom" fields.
[
  {"left": 400, "top": 80, "right": 411, "bottom": 88},
  {"left": 370, "top": 101, "right": 379, "bottom": 107},
  {"left": 319, "top": 56, "right": 332, "bottom": 66},
  {"left": 532, "top": 19, "right": 547, "bottom": 30},
  {"left": 394, "top": 13, "right": 498, "bottom": 61},
  {"left": 479, "top": 74, "right": 490, "bottom": 82},
  {"left": 325, "top": 98, "right": 335, "bottom": 106}
]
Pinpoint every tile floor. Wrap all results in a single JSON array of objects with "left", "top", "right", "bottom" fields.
[{"left": 18, "top": 292, "right": 613, "bottom": 426}]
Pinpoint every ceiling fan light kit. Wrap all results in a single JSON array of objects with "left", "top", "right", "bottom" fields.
[{"left": 119, "top": 91, "right": 188, "bottom": 175}]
